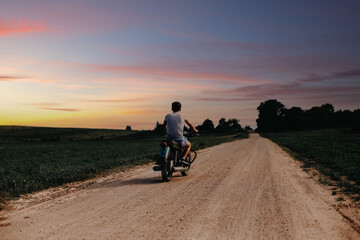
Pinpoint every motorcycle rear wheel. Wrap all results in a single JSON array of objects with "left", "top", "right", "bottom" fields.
[{"left": 161, "top": 152, "right": 173, "bottom": 182}]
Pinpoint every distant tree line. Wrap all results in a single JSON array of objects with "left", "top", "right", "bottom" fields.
[
  {"left": 154, "top": 118, "right": 246, "bottom": 135},
  {"left": 256, "top": 99, "right": 360, "bottom": 132}
]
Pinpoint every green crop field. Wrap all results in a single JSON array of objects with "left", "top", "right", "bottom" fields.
[
  {"left": 0, "top": 125, "right": 135, "bottom": 141},
  {"left": 261, "top": 129, "right": 360, "bottom": 199},
  {"left": 0, "top": 126, "right": 248, "bottom": 207}
]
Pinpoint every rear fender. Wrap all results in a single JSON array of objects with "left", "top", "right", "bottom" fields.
[{"left": 160, "top": 146, "right": 170, "bottom": 158}]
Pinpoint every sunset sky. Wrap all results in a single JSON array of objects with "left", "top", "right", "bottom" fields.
[{"left": 1, "top": 0, "right": 359, "bottom": 129}]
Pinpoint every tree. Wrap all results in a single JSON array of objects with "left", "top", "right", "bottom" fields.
[
  {"left": 227, "top": 119, "right": 242, "bottom": 131},
  {"left": 334, "top": 110, "right": 352, "bottom": 127},
  {"left": 256, "top": 99, "right": 358, "bottom": 132},
  {"left": 197, "top": 118, "right": 215, "bottom": 134},
  {"left": 352, "top": 109, "right": 360, "bottom": 133},
  {"left": 154, "top": 121, "right": 166, "bottom": 135},
  {"left": 321, "top": 103, "right": 334, "bottom": 114},
  {"left": 256, "top": 99, "right": 285, "bottom": 132},
  {"left": 125, "top": 125, "right": 132, "bottom": 131},
  {"left": 306, "top": 103, "right": 334, "bottom": 129},
  {"left": 215, "top": 118, "right": 242, "bottom": 132},
  {"left": 282, "top": 107, "right": 307, "bottom": 130},
  {"left": 245, "top": 125, "right": 253, "bottom": 131},
  {"left": 215, "top": 118, "right": 228, "bottom": 132}
]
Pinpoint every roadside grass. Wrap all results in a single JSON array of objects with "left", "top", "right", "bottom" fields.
[
  {"left": 0, "top": 129, "right": 248, "bottom": 208},
  {"left": 191, "top": 132, "right": 248, "bottom": 150},
  {"left": 261, "top": 129, "right": 360, "bottom": 200},
  {"left": 0, "top": 125, "right": 134, "bottom": 141}
]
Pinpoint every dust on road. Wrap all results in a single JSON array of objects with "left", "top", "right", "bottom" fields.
[{"left": 1, "top": 134, "right": 359, "bottom": 239}]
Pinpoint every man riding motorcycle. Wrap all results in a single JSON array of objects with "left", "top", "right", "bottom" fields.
[{"left": 163, "top": 101, "right": 198, "bottom": 163}]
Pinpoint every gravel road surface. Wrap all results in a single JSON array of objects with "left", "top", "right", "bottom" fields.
[{"left": 1, "top": 134, "right": 359, "bottom": 239}]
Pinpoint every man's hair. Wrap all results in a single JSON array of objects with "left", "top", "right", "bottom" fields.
[{"left": 171, "top": 101, "right": 182, "bottom": 112}]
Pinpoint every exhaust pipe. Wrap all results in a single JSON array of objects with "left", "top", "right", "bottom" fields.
[{"left": 173, "top": 166, "right": 189, "bottom": 172}]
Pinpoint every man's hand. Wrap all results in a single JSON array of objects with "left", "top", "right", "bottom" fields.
[{"left": 185, "top": 120, "right": 197, "bottom": 133}]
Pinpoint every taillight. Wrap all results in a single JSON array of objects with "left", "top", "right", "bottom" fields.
[{"left": 160, "top": 141, "right": 167, "bottom": 148}]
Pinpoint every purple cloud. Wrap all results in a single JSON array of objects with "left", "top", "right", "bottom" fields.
[
  {"left": 199, "top": 78, "right": 360, "bottom": 109},
  {"left": 299, "top": 69, "right": 360, "bottom": 83}
]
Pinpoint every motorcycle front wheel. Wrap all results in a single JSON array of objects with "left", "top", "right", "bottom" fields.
[{"left": 181, "top": 151, "right": 191, "bottom": 176}]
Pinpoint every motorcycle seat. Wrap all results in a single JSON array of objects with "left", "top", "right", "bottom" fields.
[{"left": 168, "top": 140, "right": 183, "bottom": 150}]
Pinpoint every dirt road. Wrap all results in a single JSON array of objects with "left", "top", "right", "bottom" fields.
[{"left": 1, "top": 134, "right": 359, "bottom": 239}]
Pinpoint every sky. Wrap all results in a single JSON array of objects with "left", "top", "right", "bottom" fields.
[{"left": 1, "top": 0, "right": 359, "bottom": 130}]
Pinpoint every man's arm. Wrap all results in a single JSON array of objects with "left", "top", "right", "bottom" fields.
[{"left": 185, "top": 120, "right": 198, "bottom": 133}]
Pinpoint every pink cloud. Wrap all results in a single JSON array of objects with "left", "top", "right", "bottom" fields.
[
  {"left": 119, "top": 109, "right": 160, "bottom": 115},
  {"left": 1, "top": 3, "right": 177, "bottom": 36},
  {"left": 0, "top": 71, "right": 54, "bottom": 85},
  {"left": 82, "top": 98, "right": 148, "bottom": 103},
  {"left": 59, "top": 84, "right": 104, "bottom": 90},
  {"left": 0, "top": 75, "right": 27, "bottom": 81},
  {"left": 106, "top": 41, "right": 358, "bottom": 84},
  {"left": 0, "top": 19, "right": 47, "bottom": 36},
  {"left": 120, "top": 77, "right": 215, "bottom": 91},
  {"left": 39, "top": 107, "right": 80, "bottom": 112},
  {"left": 25, "top": 102, "right": 60, "bottom": 107},
  {"left": 68, "top": 62, "right": 260, "bottom": 84}
]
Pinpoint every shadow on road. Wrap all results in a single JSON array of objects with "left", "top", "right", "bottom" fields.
[
  {"left": 93, "top": 176, "right": 164, "bottom": 189},
  {"left": 93, "top": 173, "right": 187, "bottom": 189}
]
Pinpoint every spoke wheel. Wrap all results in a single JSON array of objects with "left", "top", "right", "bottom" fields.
[
  {"left": 161, "top": 151, "right": 173, "bottom": 182},
  {"left": 181, "top": 151, "right": 191, "bottom": 176}
]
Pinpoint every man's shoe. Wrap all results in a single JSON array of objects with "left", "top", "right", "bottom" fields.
[{"left": 181, "top": 158, "right": 190, "bottom": 166}]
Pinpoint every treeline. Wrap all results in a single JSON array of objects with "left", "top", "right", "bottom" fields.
[
  {"left": 256, "top": 99, "right": 360, "bottom": 132},
  {"left": 154, "top": 118, "right": 250, "bottom": 135}
]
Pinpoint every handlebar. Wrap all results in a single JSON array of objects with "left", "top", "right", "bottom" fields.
[{"left": 184, "top": 131, "right": 199, "bottom": 138}]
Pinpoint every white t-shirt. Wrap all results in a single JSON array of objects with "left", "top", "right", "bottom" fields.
[{"left": 164, "top": 112, "right": 186, "bottom": 139}]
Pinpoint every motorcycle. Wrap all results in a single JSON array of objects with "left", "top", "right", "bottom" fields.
[{"left": 153, "top": 131, "right": 198, "bottom": 182}]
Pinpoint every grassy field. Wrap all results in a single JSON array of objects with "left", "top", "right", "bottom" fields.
[
  {"left": 0, "top": 126, "right": 248, "bottom": 206},
  {"left": 261, "top": 129, "right": 360, "bottom": 199},
  {"left": 0, "top": 125, "right": 136, "bottom": 141}
]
